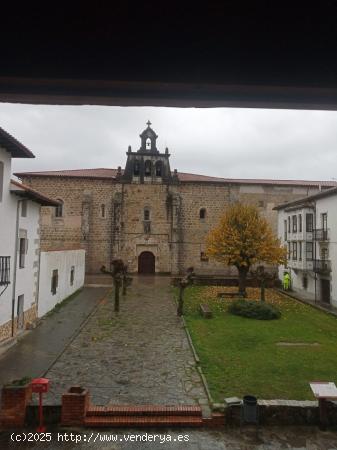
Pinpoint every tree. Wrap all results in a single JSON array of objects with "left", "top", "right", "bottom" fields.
[
  {"left": 177, "top": 267, "right": 195, "bottom": 316},
  {"left": 206, "top": 203, "right": 286, "bottom": 297},
  {"left": 100, "top": 259, "right": 129, "bottom": 313},
  {"left": 250, "top": 265, "right": 277, "bottom": 302}
]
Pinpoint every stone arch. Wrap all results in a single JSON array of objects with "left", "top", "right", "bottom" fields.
[
  {"left": 138, "top": 251, "right": 155, "bottom": 274},
  {"left": 144, "top": 160, "right": 152, "bottom": 176}
]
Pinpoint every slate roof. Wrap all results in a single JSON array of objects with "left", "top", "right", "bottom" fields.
[{"left": 10, "top": 180, "right": 61, "bottom": 206}]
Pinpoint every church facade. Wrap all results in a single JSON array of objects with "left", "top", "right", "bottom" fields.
[{"left": 16, "top": 123, "right": 337, "bottom": 275}]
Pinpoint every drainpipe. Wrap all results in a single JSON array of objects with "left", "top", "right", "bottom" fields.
[{"left": 11, "top": 199, "right": 21, "bottom": 337}]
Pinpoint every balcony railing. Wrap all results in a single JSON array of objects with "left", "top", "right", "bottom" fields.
[
  {"left": 0, "top": 256, "right": 10, "bottom": 286},
  {"left": 314, "top": 228, "right": 329, "bottom": 241},
  {"left": 313, "top": 259, "right": 331, "bottom": 274}
]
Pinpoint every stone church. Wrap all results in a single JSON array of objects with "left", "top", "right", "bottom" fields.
[{"left": 16, "top": 122, "right": 336, "bottom": 275}]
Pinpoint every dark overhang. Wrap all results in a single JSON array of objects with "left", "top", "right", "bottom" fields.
[{"left": 0, "top": 4, "right": 337, "bottom": 109}]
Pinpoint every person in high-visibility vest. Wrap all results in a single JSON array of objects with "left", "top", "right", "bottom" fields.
[{"left": 283, "top": 272, "right": 291, "bottom": 291}]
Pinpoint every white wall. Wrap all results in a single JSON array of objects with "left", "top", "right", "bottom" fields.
[
  {"left": 38, "top": 249, "right": 85, "bottom": 317},
  {"left": 277, "top": 194, "right": 337, "bottom": 306},
  {"left": 316, "top": 195, "right": 337, "bottom": 306},
  {"left": 0, "top": 146, "right": 40, "bottom": 336}
]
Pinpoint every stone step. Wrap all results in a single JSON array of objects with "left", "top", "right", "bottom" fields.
[
  {"left": 86, "top": 405, "right": 202, "bottom": 417},
  {"left": 84, "top": 415, "right": 203, "bottom": 427}
]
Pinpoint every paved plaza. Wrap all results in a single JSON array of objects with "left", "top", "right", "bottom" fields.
[{"left": 43, "top": 276, "right": 208, "bottom": 407}]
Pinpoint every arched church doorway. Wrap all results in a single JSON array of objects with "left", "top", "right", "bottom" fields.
[{"left": 138, "top": 251, "right": 155, "bottom": 274}]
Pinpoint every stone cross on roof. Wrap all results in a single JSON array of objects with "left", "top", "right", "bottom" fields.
[{"left": 146, "top": 120, "right": 152, "bottom": 127}]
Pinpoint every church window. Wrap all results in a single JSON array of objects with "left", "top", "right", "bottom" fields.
[
  {"left": 155, "top": 161, "right": 162, "bottom": 177},
  {"left": 101, "top": 204, "right": 106, "bottom": 218},
  {"left": 134, "top": 160, "right": 140, "bottom": 176},
  {"left": 144, "top": 208, "right": 150, "bottom": 221},
  {"left": 200, "top": 252, "right": 209, "bottom": 262},
  {"left": 144, "top": 160, "right": 152, "bottom": 176},
  {"left": 55, "top": 199, "right": 64, "bottom": 217},
  {"left": 199, "top": 208, "right": 206, "bottom": 219},
  {"left": 146, "top": 138, "right": 151, "bottom": 149}
]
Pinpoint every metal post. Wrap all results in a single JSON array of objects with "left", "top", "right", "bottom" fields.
[{"left": 37, "top": 392, "right": 45, "bottom": 432}]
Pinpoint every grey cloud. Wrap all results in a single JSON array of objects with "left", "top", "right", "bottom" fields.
[{"left": 0, "top": 103, "right": 336, "bottom": 181}]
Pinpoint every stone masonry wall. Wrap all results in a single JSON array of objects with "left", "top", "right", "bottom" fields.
[{"left": 20, "top": 175, "right": 322, "bottom": 275}]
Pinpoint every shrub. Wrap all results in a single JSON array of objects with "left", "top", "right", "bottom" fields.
[{"left": 228, "top": 299, "right": 281, "bottom": 320}]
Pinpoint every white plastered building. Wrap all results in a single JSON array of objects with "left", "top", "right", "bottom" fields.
[
  {"left": 274, "top": 187, "right": 337, "bottom": 307},
  {"left": 0, "top": 126, "right": 85, "bottom": 346}
]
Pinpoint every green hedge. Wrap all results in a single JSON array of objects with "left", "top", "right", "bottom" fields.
[{"left": 228, "top": 299, "right": 281, "bottom": 320}]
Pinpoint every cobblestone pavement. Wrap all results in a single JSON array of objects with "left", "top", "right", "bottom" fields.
[
  {"left": 43, "top": 276, "right": 208, "bottom": 407},
  {"left": 2, "top": 426, "right": 337, "bottom": 449}
]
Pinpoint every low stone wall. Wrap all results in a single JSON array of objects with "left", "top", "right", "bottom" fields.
[
  {"left": 171, "top": 276, "right": 275, "bottom": 287},
  {"left": 213, "top": 399, "right": 337, "bottom": 427}
]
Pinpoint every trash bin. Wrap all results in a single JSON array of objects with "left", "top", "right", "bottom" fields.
[{"left": 242, "top": 395, "right": 258, "bottom": 424}]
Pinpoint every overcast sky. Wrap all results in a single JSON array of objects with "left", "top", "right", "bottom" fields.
[{"left": 0, "top": 103, "right": 336, "bottom": 181}]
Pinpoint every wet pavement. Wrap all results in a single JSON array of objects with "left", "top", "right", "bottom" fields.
[
  {"left": 0, "top": 287, "right": 108, "bottom": 388},
  {"left": 1, "top": 425, "right": 337, "bottom": 449},
  {"left": 43, "top": 276, "right": 208, "bottom": 406}
]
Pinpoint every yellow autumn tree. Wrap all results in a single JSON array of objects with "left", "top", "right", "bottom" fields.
[{"left": 206, "top": 203, "right": 286, "bottom": 297}]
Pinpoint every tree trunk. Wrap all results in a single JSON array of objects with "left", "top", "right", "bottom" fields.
[
  {"left": 261, "top": 280, "right": 265, "bottom": 302},
  {"left": 238, "top": 266, "right": 249, "bottom": 297},
  {"left": 114, "top": 278, "right": 121, "bottom": 313},
  {"left": 177, "top": 286, "right": 184, "bottom": 316}
]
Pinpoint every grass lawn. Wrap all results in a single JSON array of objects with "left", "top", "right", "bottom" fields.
[{"left": 181, "top": 286, "right": 337, "bottom": 401}]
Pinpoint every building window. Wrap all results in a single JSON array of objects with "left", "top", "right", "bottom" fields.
[
  {"left": 322, "top": 213, "right": 327, "bottom": 230},
  {"left": 51, "top": 269, "right": 58, "bottom": 295},
  {"left": 19, "top": 238, "right": 26, "bottom": 268},
  {"left": 144, "top": 160, "right": 152, "bottom": 176},
  {"left": 17, "top": 294, "right": 24, "bottom": 329},
  {"left": 200, "top": 252, "right": 209, "bottom": 262},
  {"left": 134, "top": 160, "right": 140, "bottom": 176},
  {"left": 101, "top": 204, "right": 106, "bottom": 218},
  {"left": 292, "top": 242, "right": 297, "bottom": 260},
  {"left": 144, "top": 208, "right": 150, "bottom": 221},
  {"left": 321, "top": 247, "right": 328, "bottom": 260},
  {"left": 199, "top": 208, "right": 206, "bottom": 219},
  {"left": 284, "top": 220, "right": 287, "bottom": 241},
  {"left": 55, "top": 199, "right": 64, "bottom": 217},
  {"left": 288, "top": 216, "right": 291, "bottom": 233},
  {"left": 155, "top": 161, "right": 162, "bottom": 177},
  {"left": 298, "top": 214, "right": 302, "bottom": 232},
  {"left": 287, "top": 242, "right": 291, "bottom": 259},
  {"left": 21, "top": 200, "right": 28, "bottom": 217},
  {"left": 306, "top": 242, "right": 313, "bottom": 261},
  {"left": 70, "top": 266, "right": 75, "bottom": 286},
  {"left": 299, "top": 242, "right": 302, "bottom": 261},
  {"left": 306, "top": 213, "right": 313, "bottom": 232},
  {"left": 292, "top": 215, "right": 297, "bottom": 232}
]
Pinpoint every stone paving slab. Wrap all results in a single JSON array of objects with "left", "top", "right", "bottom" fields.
[
  {"left": 43, "top": 276, "right": 208, "bottom": 407},
  {"left": 0, "top": 287, "right": 108, "bottom": 389}
]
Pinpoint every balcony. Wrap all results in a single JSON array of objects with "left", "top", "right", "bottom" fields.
[
  {"left": 0, "top": 256, "right": 10, "bottom": 286},
  {"left": 313, "top": 259, "right": 331, "bottom": 274},
  {"left": 314, "top": 228, "right": 329, "bottom": 241}
]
